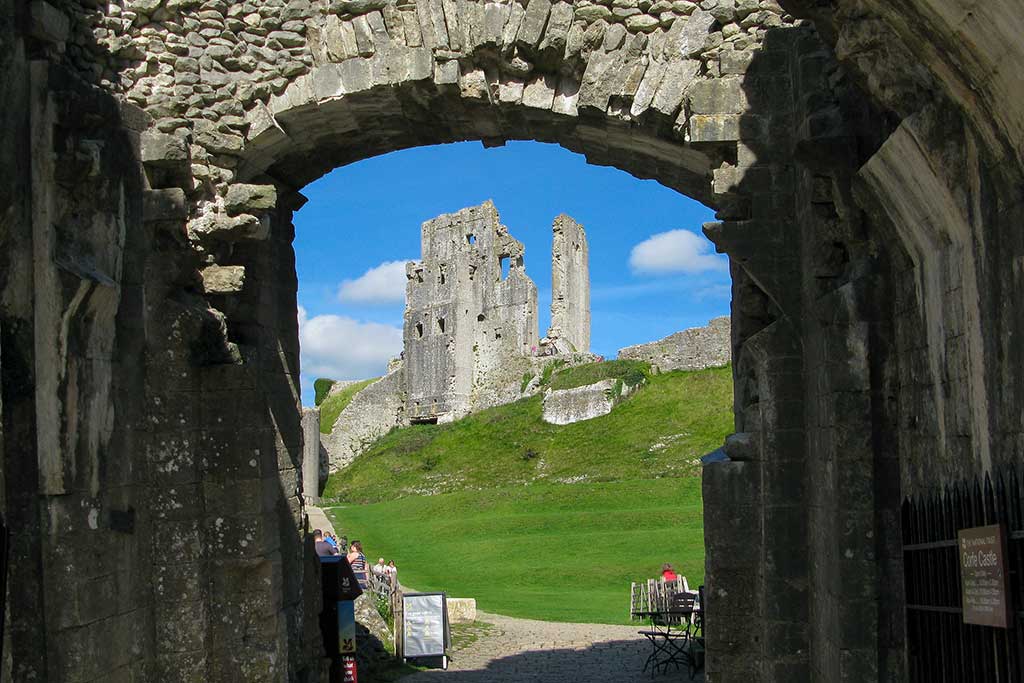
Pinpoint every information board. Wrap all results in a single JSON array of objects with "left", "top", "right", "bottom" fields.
[
  {"left": 958, "top": 524, "right": 1012, "bottom": 628},
  {"left": 402, "top": 592, "right": 449, "bottom": 659}
]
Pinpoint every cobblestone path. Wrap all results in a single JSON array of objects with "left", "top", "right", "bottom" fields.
[{"left": 404, "top": 611, "right": 703, "bottom": 682}]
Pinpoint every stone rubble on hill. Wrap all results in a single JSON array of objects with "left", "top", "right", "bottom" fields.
[{"left": 541, "top": 376, "right": 643, "bottom": 425}]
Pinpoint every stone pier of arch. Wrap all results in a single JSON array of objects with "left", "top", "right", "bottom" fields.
[{"left": 4, "top": 0, "right": 1024, "bottom": 681}]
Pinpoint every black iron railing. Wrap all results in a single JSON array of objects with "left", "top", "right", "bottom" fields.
[{"left": 903, "top": 467, "right": 1024, "bottom": 682}]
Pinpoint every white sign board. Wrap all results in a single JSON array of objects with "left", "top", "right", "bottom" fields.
[{"left": 402, "top": 592, "right": 449, "bottom": 658}]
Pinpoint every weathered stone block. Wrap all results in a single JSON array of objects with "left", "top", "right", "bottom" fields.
[
  {"left": 447, "top": 598, "right": 477, "bottom": 623},
  {"left": 28, "top": 1, "right": 70, "bottom": 44},
  {"left": 650, "top": 59, "right": 699, "bottom": 116},
  {"left": 201, "top": 265, "right": 246, "bottom": 294},
  {"left": 687, "top": 75, "right": 747, "bottom": 114},
  {"left": 574, "top": 4, "right": 611, "bottom": 22},
  {"left": 333, "top": 0, "right": 387, "bottom": 13},
  {"left": 690, "top": 113, "right": 736, "bottom": 141},
  {"left": 517, "top": 0, "right": 553, "bottom": 49},
  {"left": 541, "top": 378, "right": 638, "bottom": 425},
  {"left": 140, "top": 132, "right": 191, "bottom": 189},
  {"left": 194, "top": 125, "right": 245, "bottom": 155},
  {"left": 672, "top": 6, "right": 715, "bottom": 57},
  {"left": 538, "top": 1, "right": 573, "bottom": 57},
  {"left": 142, "top": 188, "right": 188, "bottom": 222},
  {"left": 224, "top": 183, "right": 278, "bottom": 215},
  {"left": 522, "top": 73, "right": 558, "bottom": 109}
]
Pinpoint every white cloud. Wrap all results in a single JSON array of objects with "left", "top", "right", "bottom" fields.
[
  {"left": 337, "top": 260, "right": 410, "bottom": 305},
  {"left": 628, "top": 229, "right": 726, "bottom": 275},
  {"left": 298, "top": 306, "right": 403, "bottom": 381}
]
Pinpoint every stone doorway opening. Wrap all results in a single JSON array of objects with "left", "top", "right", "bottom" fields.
[{"left": 291, "top": 139, "right": 725, "bottom": 678}]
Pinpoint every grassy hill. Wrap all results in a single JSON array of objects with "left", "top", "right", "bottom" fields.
[
  {"left": 323, "top": 362, "right": 733, "bottom": 624},
  {"left": 323, "top": 364, "right": 732, "bottom": 504}
]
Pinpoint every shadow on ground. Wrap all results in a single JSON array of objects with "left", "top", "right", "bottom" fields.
[{"left": 395, "top": 637, "right": 705, "bottom": 683}]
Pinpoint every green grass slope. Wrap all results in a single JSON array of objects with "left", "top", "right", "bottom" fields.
[
  {"left": 324, "top": 364, "right": 732, "bottom": 504},
  {"left": 318, "top": 377, "right": 378, "bottom": 434},
  {"left": 314, "top": 378, "right": 336, "bottom": 406},
  {"left": 548, "top": 358, "right": 649, "bottom": 391},
  {"left": 325, "top": 477, "right": 704, "bottom": 624}
]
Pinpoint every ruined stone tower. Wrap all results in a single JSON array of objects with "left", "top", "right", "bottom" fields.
[
  {"left": 546, "top": 214, "right": 590, "bottom": 354},
  {"left": 403, "top": 201, "right": 540, "bottom": 423}
]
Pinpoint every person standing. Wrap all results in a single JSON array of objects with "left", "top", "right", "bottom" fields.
[{"left": 347, "top": 540, "right": 369, "bottom": 588}]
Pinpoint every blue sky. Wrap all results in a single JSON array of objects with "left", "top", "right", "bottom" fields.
[{"left": 294, "top": 140, "right": 728, "bottom": 406}]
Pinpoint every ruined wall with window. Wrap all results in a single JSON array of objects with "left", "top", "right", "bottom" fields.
[{"left": 405, "top": 200, "right": 540, "bottom": 423}]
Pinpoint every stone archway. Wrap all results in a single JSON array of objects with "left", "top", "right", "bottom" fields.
[
  {"left": 5, "top": 0, "right": 1024, "bottom": 681},
  {"left": 157, "top": 5, "right": 810, "bottom": 679}
]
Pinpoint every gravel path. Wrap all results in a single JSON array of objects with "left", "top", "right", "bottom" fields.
[{"left": 403, "top": 611, "right": 703, "bottom": 682}]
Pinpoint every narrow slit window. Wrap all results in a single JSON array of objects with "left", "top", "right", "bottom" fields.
[
  {"left": 437, "top": 317, "right": 446, "bottom": 333},
  {"left": 415, "top": 322, "right": 424, "bottom": 338},
  {"left": 500, "top": 256, "right": 510, "bottom": 280},
  {"left": 467, "top": 233, "right": 476, "bottom": 245}
]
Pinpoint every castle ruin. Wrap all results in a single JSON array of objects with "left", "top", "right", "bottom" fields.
[
  {"left": 406, "top": 201, "right": 535, "bottom": 423},
  {"left": 321, "top": 200, "right": 591, "bottom": 467}
]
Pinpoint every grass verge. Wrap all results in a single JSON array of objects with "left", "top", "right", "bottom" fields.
[
  {"left": 325, "top": 477, "right": 705, "bottom": 625},
  {"left": 319, "top": 377, "right": 379, "bottom": 434}
]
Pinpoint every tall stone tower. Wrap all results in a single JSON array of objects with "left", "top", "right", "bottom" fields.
[
  {"left": 547, "top": 214, "right": 590, "bottom": 353},
  {"left": 403, "top": 201, "right": 539, "bottom": 423}
]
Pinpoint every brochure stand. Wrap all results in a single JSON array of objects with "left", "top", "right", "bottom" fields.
[{"left": 401, "top": 592, "right": 450, "bottom": 670}]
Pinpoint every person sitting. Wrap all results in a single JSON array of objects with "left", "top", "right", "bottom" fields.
[
  {"left": 313, "top": 529, "right": 339, "bottom": 557},
  {"left": 661, "top": 563, "right": 678, "bottom": 581}
]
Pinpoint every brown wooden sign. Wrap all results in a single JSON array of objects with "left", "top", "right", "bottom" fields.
[{"left": 958, "top": 524, "right": 1012, "bottom": 628}]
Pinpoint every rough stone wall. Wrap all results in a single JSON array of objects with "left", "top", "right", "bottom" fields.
[
  {"left": 617, "top": 315, "right": 730, "bottom": 371},
  {"left": 4, "top": 1, "right": 806, "bottom": 679},
  {"left": 11, "top": 0, "right": 1024, "bottom": 681},
  {"left": 320, "top": 367, "right": 406, "bottom": 470},
  {"left": 767, "top": 2, "right": 1024, "bottom": 680},
  {"left": 405, "top": 200, "right": 538, "bottom": 422},
  {"left": 547, "top": 213, "right": 590, "bottom": 353}
]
